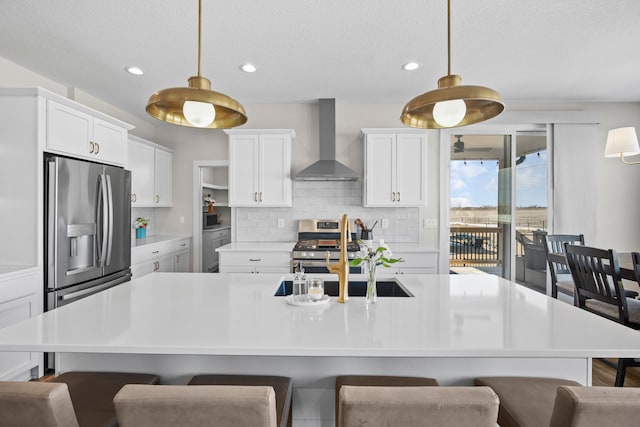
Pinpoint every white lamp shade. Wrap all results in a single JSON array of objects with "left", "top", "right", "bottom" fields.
[
  {"left": 604, "top": 127, "right": 640, "bottom": 157},
  {"left": 183, "top": 101, "right": 216, "bottom": 128},
  {"left": 433, "top": 99, "right": 467, "bottom": 127}
]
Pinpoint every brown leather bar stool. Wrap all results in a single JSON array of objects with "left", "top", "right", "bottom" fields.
[
  {"left": 188, "top": 374, "right": 292, "bottom": 427},
  {"left": 0, "top": 381, "right": 80, "bottom": 427},
  {"left": 549, "top": 386, "right": 640, "bottom": 427},
  {"left": 115, "top": 384, "right": 279, "bottom": 427},
  {"left": 335, "top": 375, "right": 440, "bottom": 425},
  {"left": 51, "top": 371, "right": 160, "bottom": 427},
  {"left": 338, "top": 385, "right": 498, "bottom": 427},
  {"left": 475, "top": 376, "right": 581, "bottom": 427}
]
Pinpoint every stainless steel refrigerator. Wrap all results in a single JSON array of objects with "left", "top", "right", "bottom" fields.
[{"left": 44, "top": 153, "right": 132, "bottom": 311}]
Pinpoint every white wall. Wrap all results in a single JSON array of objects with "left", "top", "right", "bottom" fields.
[
  {"left": 2, "top": 52, "right": 638, "bottom": 253},
  {"left": 585, "top": 103, "right": 640, "bottom": 251},
  {"left": 152, "top": 102, "right": 441, "bottom": 247},
  {"left": 0, "top": 56, "right": 156, "bottom": 140}
]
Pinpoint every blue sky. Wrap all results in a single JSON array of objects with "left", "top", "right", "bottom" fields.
[{"left": 450, "top": 151, "right": 548, "bottom": 208}]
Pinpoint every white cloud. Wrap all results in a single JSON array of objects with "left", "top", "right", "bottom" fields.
[
  {"left": 451, "top": 197, "right": 474, "bottom": 207},
  {"left": 451, "top": 178, "right": 466, "bottom": 190}
]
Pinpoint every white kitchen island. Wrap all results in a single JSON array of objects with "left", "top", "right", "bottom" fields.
[{"left": 1, "top": 273, "right": 640, "bottom": 426}]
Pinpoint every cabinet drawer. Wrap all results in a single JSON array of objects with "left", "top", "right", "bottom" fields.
[
  {"left": 394, "top": 252, "right": 437, "bottom": 270},
  {"left": 205, "top": 229, "right": 230, "bottom": 241},
  {"left": 131, "top": 242, "right": 174, "bottom": 264},
  {"left": 219, "top": 251, "right": 290, "bottom": 267},
  {"left": 174, "top": 238, "right": 192, "bottom": 252},
  {"left": 0, "top": 270, "right": 39, "bottom": 303}
]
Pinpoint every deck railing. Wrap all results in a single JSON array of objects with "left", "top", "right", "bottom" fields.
[{"left": 450, "top": 226, "right": 503, "bottom": 267}]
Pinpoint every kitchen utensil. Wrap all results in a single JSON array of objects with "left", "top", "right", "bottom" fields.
[{"left": 370, "top": 220, "right": 378, "bottom": 230}]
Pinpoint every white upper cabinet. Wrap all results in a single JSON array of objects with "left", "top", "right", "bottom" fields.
[
  {"left": 154, "top": 148, "right": 173, "bottom": 207},
  {"left": 46, "top": 99, "right": 129, "bottom": 166},
  {"left": 226, "top": 129, "right": 294, "bottom": 207},
  {"left": 129, "top": 135, "right": 173, "bottom": 207},
  {"left": 362, "top": 129, "right": 429, "bottom": 207}
]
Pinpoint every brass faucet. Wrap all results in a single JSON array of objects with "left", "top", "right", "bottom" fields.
[{"left": 326, "top": 213, "right": 351, "bottom": 303}]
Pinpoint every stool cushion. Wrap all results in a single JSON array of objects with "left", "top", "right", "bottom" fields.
[
  {"left": 188, "top": 374, "right": 292, "bottom": 427},
  {"left": 0, "top": 381, "right": 79, "bottom": 427},
  {"left": 335, "top": 375, "right": 439, "bottom": 422},
  {"left": 114, "top": 384, "right": 277, "bottom": 427},
  {"left": 339, "top": 386, "right": 498, "bottom": 427},
  {"left": 549, "top": 386, "right": 640, "bottom": 427},
  {"left": 475, "top": 377, "right": 582, "bottom": 427},
  {"left": 51, "top": 371, "right": 160, "bottom": 427}
]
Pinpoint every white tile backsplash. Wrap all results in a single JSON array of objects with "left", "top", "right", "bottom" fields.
[{"left": 234, "top": 181, "right": 419, "bottom": 243}]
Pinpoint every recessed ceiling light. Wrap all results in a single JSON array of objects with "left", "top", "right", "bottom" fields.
[
  {"left": 240, "top": 63, "right": 257, "bottom": 73},
  {"left": 125, "top": 66, "right": 144, "bottom": 76},
  {"left": 402, "top": 62, "right": 421, "bottom": 71}
]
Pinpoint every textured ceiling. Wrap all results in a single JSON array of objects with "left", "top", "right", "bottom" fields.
[{"left": 1, "top": 0, "right": 639, "bottom": 124}]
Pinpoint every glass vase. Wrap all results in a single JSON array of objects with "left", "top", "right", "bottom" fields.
[{"left": 365, "top": 262, "right": 377, "bottom": 304}]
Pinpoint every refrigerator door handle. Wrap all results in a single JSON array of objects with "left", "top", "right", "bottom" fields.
[
  {"left": 59, "top": 274, "right": 129, "bottom": 302},
  {"left": 105, "top": 174, "right": 114, "bottom": 266},
  {"left": 96, "top": 174, "right": 109, "bottom": 267}
]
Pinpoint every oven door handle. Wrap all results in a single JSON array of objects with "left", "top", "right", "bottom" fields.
[{"left": 295, "top": 260, "right": 340, "bottom": 267}]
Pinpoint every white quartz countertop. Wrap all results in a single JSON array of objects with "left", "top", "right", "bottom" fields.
[
  {"left": 216, "top": 242, "right": 296, "bottom": 252},
  {"left": 1, "top": 273, "right": 640, "bottom": 358},
  {"left": 131, "top": 234, "right": 191, "bottom": 248},
  {"left": 215, "top": 242, "right": 435, "bottom": 253}
]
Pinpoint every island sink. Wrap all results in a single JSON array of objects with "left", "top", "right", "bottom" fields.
[{"left": 274, "top": 279, "right": 414, "bottom": 297}]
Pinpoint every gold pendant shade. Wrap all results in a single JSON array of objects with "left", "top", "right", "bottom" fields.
[
  {"left": 401, "top": 0, "right": 504, "bottom": 129},
  {"left": 146, "top": 0, "right": 247, "bottom": 129},
  {"left": 401, "top": 74, "right": 504, "bottom": 129},
  {"left": 146, "top": 76, "right": 247, "bottom": 129}
]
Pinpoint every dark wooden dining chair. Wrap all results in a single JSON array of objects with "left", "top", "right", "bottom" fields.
[
  {"left": 543, "top": 234, "right": 584, "bottom": 301},
  {"left": 565, "top": 244, "right": 640, "bottom": 386},
  {"left": 632, "top": 252, "right": 640, "bottom": 284}
]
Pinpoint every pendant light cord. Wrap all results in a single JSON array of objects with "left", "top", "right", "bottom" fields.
[
  {"left": 197, "top": 0, "right": 202, "bottom": 78},
  {"left": 447, "top": 0, "right": 451, "bottom": 76}
]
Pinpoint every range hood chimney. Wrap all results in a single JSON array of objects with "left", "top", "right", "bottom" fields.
[{"left": 294, "top": 99, "right": 359, "bottom": 181}]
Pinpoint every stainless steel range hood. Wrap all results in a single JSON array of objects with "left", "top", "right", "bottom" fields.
[{"left": 294, "top": 99, "right": 359, "bottom": 181}]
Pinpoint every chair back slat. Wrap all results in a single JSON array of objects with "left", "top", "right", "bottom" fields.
[
  {"left": 543, "top": 234, "right": 585, "bottom": 299},
  {"left": 565, "top": 244, "right": 629, "bottom": 324}
]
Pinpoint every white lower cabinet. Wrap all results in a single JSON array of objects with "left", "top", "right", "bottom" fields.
[
  {"left": 131, "top": 238, "right": 191, "bottom": 279},
  {"left": 174, "top": 238, "right": 192, "bottom": 273},
  {"left": 219, "top": 251, "right": 291, "bottom": 274},
  {"left": 0, "top": 269, "right": 41, "bottom": 380},
  {"left": 202, "top": 229, "right": 231, "bottom": 273},
  {"left": 387, "top": 252, "right": 438, "bottom": 275}
]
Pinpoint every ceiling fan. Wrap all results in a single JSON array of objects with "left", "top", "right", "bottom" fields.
[{"left": 453, "top": 135, "right": 464, "bottom": 153}]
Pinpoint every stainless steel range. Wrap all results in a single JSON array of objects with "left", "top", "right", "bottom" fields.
[{"left": 292, "top": 219, "right": 361, "bottom": 273}]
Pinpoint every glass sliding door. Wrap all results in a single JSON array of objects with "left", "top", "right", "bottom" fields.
[{"left": 448, "top": 128, "right": 548, "bottom": 289}]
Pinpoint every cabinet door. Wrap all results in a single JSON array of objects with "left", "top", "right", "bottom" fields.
[
  {"left": 259, "top": 135, "right": 292, "bottom": 207},
  {"left": 154, "top": 149, "right": 173, "bottom": 207},
  {"left": 155, "top": 254, "right": 175, "bottom": 273},
  {"left": 395, "top": 133, "right": 427, "bottom": 206},
  {"left": 92, "top": 118, "right": 127, "bottom": 166},
  {"left": 130, "top": 141, "right": 155, "bottom": 206},
  {"left": 364, "top": 134, "right": 396, "bottom": 207},
  {"left": 46, "top": 100, "right": 92, "bottom": 158},
  {"left": 175, "top": 249, "right": 190, "bottom": 272},
  {"left": 229, "top": 135, "right": 259, "bottom": 206},
  {"left": 0, "top": 294, "right": 39, "bottom": 380},
  {"left": 131, "top": 261, "right": 153, "bottom": 278}
]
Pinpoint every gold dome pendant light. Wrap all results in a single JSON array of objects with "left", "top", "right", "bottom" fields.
[
  {"left": 146, "top": 0, "right": 247, "bottom": 128},
  {"left": 400, "top": 0, "right": 504, "bottom": 128}
]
